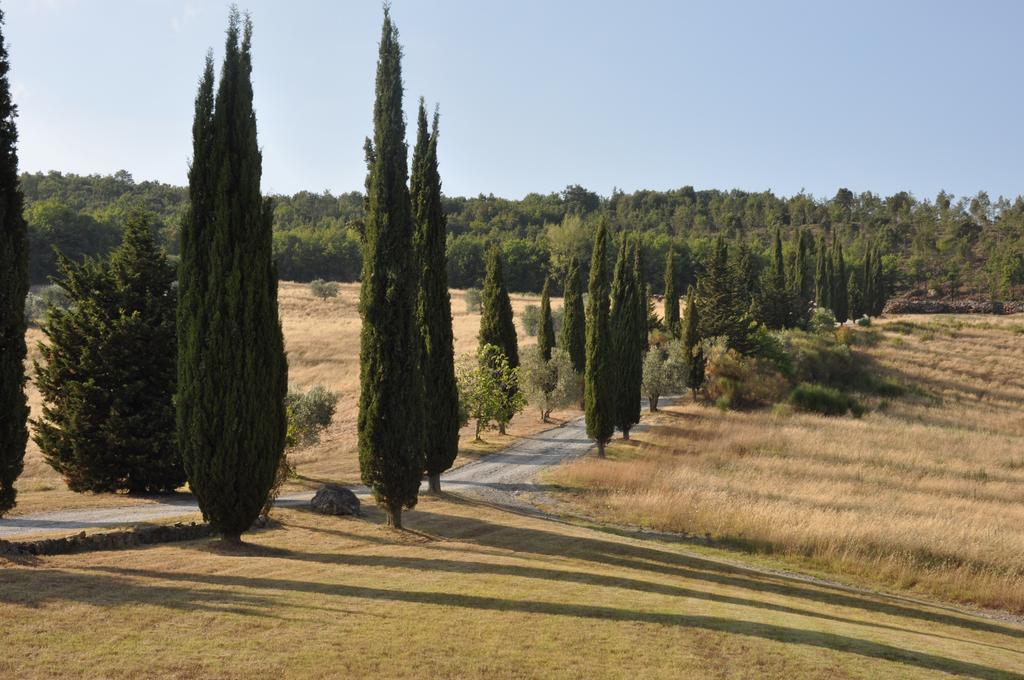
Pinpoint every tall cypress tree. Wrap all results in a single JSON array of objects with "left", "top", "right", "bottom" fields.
[
  {"left": 872, "top": 248, "right": 886, "bottom": 316},
  {"left": 560, "top": 254, "right": 586, "bottom": 374},
  {"left": 610, "top": 235, "right": 642, "bottom": 440},
  {"left": 357, "top": 8, "right": 424, "bottom": 527},
  {"left": 696, "top": 236, "right": 754, "bottom": 354},
  {"left": 683, "top": 285, "right": 704, "bottom": 400},
  {"left": 831, "top": 240, "right": 848, "bottom": 322},
  {"left": 663, "top": 246, "right": 680, "bottom": 336},
  {"left": 815, "top": 236, "right": 830, "bottom": 309},
  {"left": 178, "top": 11, "right": 288, "bottom": 544},
  {"left": 756, "top": 226, "right": 796, "bottom": 330},
  {"left": 537, "top": 276, "right": 555, "bottom": 361},
  {"left": 0, "top": 9, "right": 27, "bottom": 516},
  {"left": 412, "top": 103, "right": 458, "bottom": 495},
  {"left": 793, "top": 229, "right": 809, "bottom": 303},
  {"left": 863, "top": 247, "right": 875, "bottom": 317},
  {"left": 634, "top": 241, "right": 649, "bottom": 353},
  {"left": 479, "top": 246, "right": 519, "bottom": 368},
  {"left": 585, "top": 219, "right": 614, "bottom": 456}
]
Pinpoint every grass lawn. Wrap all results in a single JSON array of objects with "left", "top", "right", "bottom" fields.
[{"left": 2, "top": 496, "right": 1023, "bottom": 679}]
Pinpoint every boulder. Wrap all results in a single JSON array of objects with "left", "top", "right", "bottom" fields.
[{"left": 311, "top": 484, "right": 361, "bottom": 517}]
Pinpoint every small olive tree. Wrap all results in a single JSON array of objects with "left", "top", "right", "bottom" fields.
[
  {"left": 464, "top": 287, "right": 482, "bottom": 313},
  {"left": 520, "top": 346, "right": 581, "bottom": 421},
  {"left": 641, "top": 341, "right": 687, "bottom": 412},
  {"left": 309, "top": 279, "right": 340, "bottom": 301},
  {"left": 456, "top": 344, "right": 524, "bottom": 441}
]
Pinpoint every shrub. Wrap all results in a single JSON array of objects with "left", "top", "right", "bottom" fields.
[
  {"left": 464, "top": 287, "right": 482, "bottom": 313},
  {"left": 704, "top": 341, "right": 789, "bottom": 409},
  {"left": 522, "top": 304, "right": 541, "bottom": 336},
  {"left": 285, "top": 384, "right": 339, "bottom": 448},
  {"left": 856, "top": 315, "right": 871, "bottom": 327},
  {"left": 789, "top": 383, "right": 862, "bottom": 417},
  {"left": 808, "top": 306, "right": 837, "bottom": 334},
  {"left": 835, "top": 325, "right": 855, "bottom": 346},
  {"left": 309, "top": 278, "right": 340, "bottom": 301}
]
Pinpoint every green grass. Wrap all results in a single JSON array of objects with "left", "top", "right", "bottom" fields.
[{"left": 2, "top": 497, "right": 1022, "bottom": 679}]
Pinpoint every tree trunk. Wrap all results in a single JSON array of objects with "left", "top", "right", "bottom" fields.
[
  {"left": 427, "top": 473, "right": 441, "bottom": 494},
  {"left": 622, "top": 428, "right": 630, "bottom": 441},
  {"left": 221, "top": 531, "right": 243, "bottom": 547},
  {"left": 649, "top": 395, "right": 658, "bottom": 412},
  {"left": 691, "top": 387, "right": 698, "bottom": 401},
  {"left": 498, "top": 421, "right": 506, "bottom": 435},
  {"left": 385, "top": 505, "right": 403, "bottom": 529},
  {"left": 596, "top": 440, "right": 605, "bottom": 458}
]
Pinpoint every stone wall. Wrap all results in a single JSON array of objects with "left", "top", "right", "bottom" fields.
[{"left": 0, "top": 522, "right": 214, "bottom": 556}]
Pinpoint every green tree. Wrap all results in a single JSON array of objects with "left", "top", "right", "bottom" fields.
[
  {"left": 610, "top": 235, "right": 643, "bottom": 439},
  {"left": 559, "top": 254, "right": 586, "bottom": 374},
  {"left": 872, "top": 249, "right": 887, "bottom": 316},
  {"left": 584, "top": 219, "right": 614, "bottom": 456},
  {"left": 356, "top": 8, "right": 424, "bottom": 528},
  {"left": 793, "top": 229, "right": 811, "bottom": 320},
  {"left": 177, "top": 12, "right": 288, "bottom": 544},
  {"left": 863, "top": 247, "right": 875, "bottom": 316},
  {"left": 696, "top": 236, "right": 755, "bottom": 354},
  {"left": 756, "top": 227, "right": 796, "bottom": 329},
  {"left": 412, "top": 102, "right": 459, "bottom": 495},
  {"left": 831, "top": 240, "right": 849, "bottom": 322},
  {"left": 520, "top": 346, "right": 579, "bottom": 421},
  {"left": 848, "top": 271, "right": 864, "bottom": 319},
  {"left": 815, "top": 235, "right": 830, "bottom": 309},
  {"left": 663, "top": 246, "right": 680, "bottom": 336},
  {"left": 0, "top": 9, "right": 26, "bottom": 516},
  {"left": 683, "top": 285, "right": 705, "bottom": 400},
  {"left": 457, "top": 344, "right": 524, "bottom": 441},
  {"left": 35, "top": 213, "right": 182, "bottom": 493},
  {"left": 479, "top": 245, "right": 519, "bottom": 368},
  {"left": 537, "top": 276, "right": 555, "bottom": 361}
]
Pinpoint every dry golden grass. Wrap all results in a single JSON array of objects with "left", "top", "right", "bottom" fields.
[
  {"left": 13, "top": 282, "right": 577, "bottom": 515},
  {"left": 2, "top": 497, "right": 1023, "bottom": 679},
  {"left": 549, "top": 315, "right": 1024, "bottom": 613}
]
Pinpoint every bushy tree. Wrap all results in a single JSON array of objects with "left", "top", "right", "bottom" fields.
[
  {"left": 584, "top": 219, "right": 614, "bottom": 456},
  {"left": 464, "top": 287, "right": 481, "bottom": 313},
  {"left": 411, "top": 102, "right": 459, "bottom": 494},
  {"left": 683, "top": 285, "right": 705, "bottom": 400},
  {"left": 177, "top": 12, "right": 288, "bottom": 542},
  {"left": 559, "top": 254, "right": 586, "bottom": 374},
  {"left": 696, "top": 236, "right": 755, "bottom": 355},
  {"left": 35, "top": 213, "right": 183, "bottom": 494},
  {"left": 663, "top": 246, "right": 680, "bottom": 336},
  {"left": 641, "top": 344, "right": 685, "bottom": 412},
  {"left": 0, "top": 9, "right": 27, "bottom": 516},
  {"left": 285, "top": 384, "right": 339, "bottom": 448},
  {"left": 356, "top": 8, "right": 424, "bottom": 528},
  {"left": 479, "top": 245, "right": 519, "bottom": 368},
  {"left": 610, "top": 235, "right": 643, "bottom": 439},
  {"left": 310, "top": 278, "right": 339, "bottom": 301},
  {"left": 537, "top": 277, "right": 555, "bottom": 361},
  {"left": 521, "top": 304, "right": 540, "bottom": 336},
  {"left": 520, "top": 346, "right": 580, "bottom": 421},
  {"left": 457, "top": 344, "right": 524, "bottom": 441}
]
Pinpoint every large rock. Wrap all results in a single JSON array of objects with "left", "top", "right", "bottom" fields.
[{"left": 310, "top": 484, "right": 361, "bottom": 517}]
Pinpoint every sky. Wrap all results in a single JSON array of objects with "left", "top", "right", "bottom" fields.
[{"left": 7, "top": 0, "right": 1024, "bottom": 201}]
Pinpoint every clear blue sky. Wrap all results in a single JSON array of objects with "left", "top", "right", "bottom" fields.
[{"left": 7, "top": 0, "right": 1024, "bottom": 201}]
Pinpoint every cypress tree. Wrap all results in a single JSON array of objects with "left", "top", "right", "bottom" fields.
[
  {"left": 815, "top": 236, "right": 830, "bottom": 309},
  {"left": 683, "top": 285, "right": 704, "bottom": 400},
  {"left": 610, "top": 235, "right": 642, "bottom": 440},
  {"left": 537, "top": 276, "right": 555, "bottom": 361},
  {"left": 560, "top": 254, "right": 586, "bottom": 375},
  {"left": 357, "top": 8, "right": 424, "bottom": 527},
  {"left": 793, "top": 229, "right": 810, "bottom": 303},
  {"left": 634, "top": 240, "right": 650, "bottom": 353},
  {"left": 757, "top": 227, "right": 795, "bottom": 329},
  {"left": 863, "top": 247, "right": 875, "bottom": 317},
  {"left": 177, "top": 11, "right": 288, "bottom": 544},
  {"left": 479, "top": 246, "right": 519, "bottom": 368},
  {"left": 663, "top": 246, "right": 680, "bottom": 336},
  {"left": 585, "top": 219, "right": 614, "bottom": 457},
  {"left": 412, "top": 103, "right": 458, "bottom": 495},
  {"left": 35, "top": 213, "right": 183, "bottom": 493},
  {"left": 832, "top": 240, "right": 848, "bottom": 322},
  {"left": 872, "top": 248, "right": 886, "bottom": 316},
  {"left": 696, "top": 236, "right": 755, "bottom": 354},
  {"left": 848, "top": 271, "right": 864, "bottom": 320},
  {"left": 0, "top": 8, "right": 28, "bottom": 514}
]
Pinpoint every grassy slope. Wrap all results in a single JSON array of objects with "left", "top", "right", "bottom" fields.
[
  {"left": 13, "top": 282, "right": 576, "bottom": 515},
  {"left": 549, "top": 315, "right": 1024, "bottom": 613},
  {"left": 3, "top": 498, "right": 1023, "bottom": 679}
]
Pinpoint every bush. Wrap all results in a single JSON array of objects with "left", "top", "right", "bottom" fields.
[
  {"left": 789, "top": 383, "right": 862, "bottom": 417},
  {"left": 522, "top": 304, "right": 541, "bottom": 336},
  {"left": 464, "top": 287, "right": 482, "bottom": 313},
  {"left": 309, "top": 279, "right": 340, "bottom": 301},
  {"left": 776, "top": 329, "right": 863, "bottom": 390},
  {"left": 285, "top": 384, "right": 339, "bottom": 448},
  {"left": 808, "top": 307, "right": 838, "bottom": 334},
  {"left": 704, "top": 340, "right": 789, "bottom": 409},
  {"left": 856, "top": 315, "right": 871, "bottom": 327}
]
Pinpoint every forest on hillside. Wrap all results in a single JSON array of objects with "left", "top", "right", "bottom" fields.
[{"left": 20, "top": 169, "right": 1024, "bottom": 298}]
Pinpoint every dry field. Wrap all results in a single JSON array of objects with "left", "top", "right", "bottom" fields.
[
  {"left": 13, "top": 282, "right": 576, "bottom": 515},
  {"left": 3, "top": 497, "right": 1023, "bottom": 679},
  {"left": 549, "top": 315, "right": 1024, "bottom": 613}
]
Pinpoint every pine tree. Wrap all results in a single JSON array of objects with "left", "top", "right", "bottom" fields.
[
  {"left": 35, "top": 213, "right": 183, "bottom": 493},
  {"left": 831, "top": 240, "right": 849, "bottom": 322},
  {"left": 585, "top": 219, "right": 614, "bottom": 456},
  {"left": 610, "top": 235, "right": 642, "bottom": 440},
  {"left": 412, "top": 102, "right": 458, "bottom": 495},
  {"left": 559, "top": 254, "right": 586, "bottom": 374},
  {"left": 177, "top": 11, "right": 288, "bottom": 543},
  {"left": 815, "top": 236, "right": 830, "bottom": 309},
  {"left": 696, "top": 236, "right": 755, "bottom": 354},
  {"left": 479, "top": 246, "right": 519, "bottom": 368},
  {"left": 0, "top": 9, "right": 26, "bottom": 516},
  {"left": 537, "top": 277, "right": 555, "bottom": 361},
  {"left": 683, "top": 285, "right": 704, "bottom": 400},
  {"left": 663, "top": 246, "right": 680, "bottom": 336},
  {"left": 356, "top": 8, "right": 424, "bottom": 527}
]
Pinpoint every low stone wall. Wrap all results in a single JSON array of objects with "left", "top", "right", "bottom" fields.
[
  {"left": 883, "top": 299, "right": 1024, "bottom": 315},
  {"left": 0, "top": 522, "right": 214, "bottom": 556}
]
